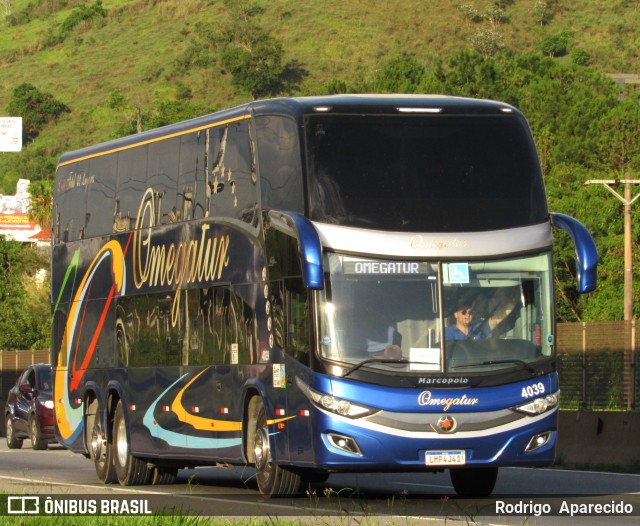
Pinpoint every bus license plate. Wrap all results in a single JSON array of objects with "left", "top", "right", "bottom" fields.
[{"left": 425, "top": 450, "right": 466, "bottom": 466}]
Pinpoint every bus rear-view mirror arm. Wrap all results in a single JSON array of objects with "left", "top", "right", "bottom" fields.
[
  {"left": 550, "top": 212, "right": 598, "bottom": 294},
  {"left": 269, "top": 210, "right": 324, "bottom": 290}
]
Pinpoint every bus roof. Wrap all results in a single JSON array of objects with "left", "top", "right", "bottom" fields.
[{"left": 57, "top": 95, "right": 520, "bottom": 167}]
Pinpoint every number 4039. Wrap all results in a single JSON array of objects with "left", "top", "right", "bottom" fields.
[{"left": 521, "top": 382, "right": 545, "bottom": 398}]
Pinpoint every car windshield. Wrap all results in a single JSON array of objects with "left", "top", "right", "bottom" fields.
[{"left": 318, "top": 253, "right": 552, "bottom": 375}]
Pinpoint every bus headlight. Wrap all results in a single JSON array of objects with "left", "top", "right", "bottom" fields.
[
  {"left": 296, "top": 377, "right": 377, "bottom": 418},
  {"left": 515, "top": 392, "right": 559, "bottom": 415}
]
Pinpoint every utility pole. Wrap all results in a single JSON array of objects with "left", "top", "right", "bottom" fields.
[{"left": 583, "top": 177, "right": 640, "bottom": 320}]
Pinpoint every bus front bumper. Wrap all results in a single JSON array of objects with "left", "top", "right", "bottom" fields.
[{"left": 312, "top": 408, "right": 557, "bottom": 471}]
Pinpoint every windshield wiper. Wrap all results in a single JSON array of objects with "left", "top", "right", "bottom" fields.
[
  {"left": 452, "top": 359, "right": 542, "bottom": 375},
  {"left": 342, "top": 358, "right": 411, "bottom": 377}
]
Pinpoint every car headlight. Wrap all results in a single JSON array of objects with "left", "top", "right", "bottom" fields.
[
  {"left": 42, "top": 400, "right": 54, "bottom": 409},
  {"left": 295, "top": 377, "right": 377, "bottom": 418},
  {"left": 515, "top": 392, "right": 559, "bottom": 415}
]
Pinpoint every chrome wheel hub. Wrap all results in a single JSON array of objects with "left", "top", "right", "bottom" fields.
[
  {"left": 116, "top": 417, "right": 128, "bottom": 467},
  {"left": 91, "top": 425, "right": 104, "bottom": 460},
  {"left": 254, "top": 426, "right": 270, "bottom": 470}
]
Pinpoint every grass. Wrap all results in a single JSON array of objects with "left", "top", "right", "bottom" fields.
[
  {"left": 0, "top": 491, "right": 320, "bottom": 526},
  {"left": 0, "top": 490, "right": 442, "bottom": 525},
  {"left": 0, "top": 516, "right": 316, "bottom": 526}
]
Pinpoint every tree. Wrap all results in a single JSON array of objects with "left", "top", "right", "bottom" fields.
[
  {"left": 469, "top": 28, "right": 505, "bottom": 58},
  {"left": 0, "top": 237, "right": 49, "bottom": 350},
  {"left": 593, "top": 99, "right": 640, "bottom": 176},
  {"left": 58, "top": 0, "right": 106, "bottom": 39},
  {"left": 540, "top": 31, "right": 572, "bottom": 57},
  {"left": 0, "top": 143, "right": 57, "bottom": 192},
  {"left": 28, "top": 180, "right": 53, "bottom": 229},
  {"left": 484, "top": 5, "right": 506, "bottom": 29},
  {"left": 175, "top": 1, "right": 306, "bottom": 99},
  {"left": 534, "top": 0, "right": 552, "bottom": 26},
  {"left": 220, "top": 28, "right": 289, "bottom": 99},
  {"left": 369, "top": 53, "right": 427, "bottom": 93},
  {"left": 6, "top": 83, "right": 70, "bottom": 144},
  {"left": 458, "top": 4, "right": 481, "bottom": 29},
  {"left": 570, "top": 48, "right": 590, "bottom": 66}
]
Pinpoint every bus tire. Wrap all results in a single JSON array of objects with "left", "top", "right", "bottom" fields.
[
  {"left": 151, "top": 466, "right": 178, "bottom": 485},
  {"left": 449, "top": 467, "right": 498, "bottom": 498},
  {"left": 299, "top": 468, "right": 330, "bottom": 485},
  {"left": 253, "top": 401, "right": 301, "bottom": 497},
  {"left": 112, "top": 401, "right": 151, "bottom": 485},
  {"left": 88, "top": 400, "right": 117, "bottom": 484}
]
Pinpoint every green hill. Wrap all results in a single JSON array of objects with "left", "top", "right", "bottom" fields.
[
  {"left": 0, "top": 0, "right": 639, "bottom": 325},
  {"left": 0, "top": 0, "right": 638, "bottom": 166}
]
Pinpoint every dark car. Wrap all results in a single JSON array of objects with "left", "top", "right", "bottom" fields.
[{"left": 5, "top": 363, "right": 55, "bottom": 450}]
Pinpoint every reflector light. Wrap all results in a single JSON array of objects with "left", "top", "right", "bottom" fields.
[{"left": 397, "top": 107, "right": 442, "bottom": 113}]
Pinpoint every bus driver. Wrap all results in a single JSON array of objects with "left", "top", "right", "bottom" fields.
[{"left": 445, "top": 288, "right": 519, "bottom": 341}]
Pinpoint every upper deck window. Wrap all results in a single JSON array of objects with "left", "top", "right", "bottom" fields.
[{"left": 305, "top": 114, "right": 547, "bottom": 232}]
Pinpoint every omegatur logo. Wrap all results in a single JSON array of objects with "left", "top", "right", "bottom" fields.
[{"left": 417, "top": 390, "right": 479, "bottom": 411}]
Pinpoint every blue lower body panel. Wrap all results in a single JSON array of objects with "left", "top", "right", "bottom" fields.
[{"left": 311, "top": 409, "right": 556, "bottom": 471}]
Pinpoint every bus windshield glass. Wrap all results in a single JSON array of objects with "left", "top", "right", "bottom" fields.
[
  {"left": 305, "top": 114, "right": 547, "bottom": 232},
  {"left": 318, "top": 253, "right": 553, "bottom": 375}
]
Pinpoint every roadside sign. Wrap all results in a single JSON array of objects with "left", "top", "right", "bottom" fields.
[{"left": 0, "top": 117, "right": 22, "bottom": 152}]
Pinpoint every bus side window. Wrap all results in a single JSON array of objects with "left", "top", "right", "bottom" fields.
[
  {"left": 116, "top": 146, "right": 148, "bottom": 231},
  {"left": 178, "top": 132, "right": 204, "bottom": 222},
  {"left": 286, "top": 281, "right": 310, "bottom": 365},
  {"left": 209, "top": 122, "right": 258, "bottom": 224},
  {"left": 86, "top": 155, "right": 116, "bottom": 238},
  {"left": 271, "top": 279, "right": 310, "bottom": 365},
  {"left": 255, "top": 115, "right": 304, "bottom": 213},
  {"left": 148, "top": 138, "right": 180, "bottom": 226},
  {"left": 55, "top": 163, "right": 88, "bottom": 242},
  {"left": 265, "top": 225, "right": 309, "bottom": 364}
]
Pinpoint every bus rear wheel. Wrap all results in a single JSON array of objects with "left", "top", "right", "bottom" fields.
[
  {"left": 88, "top": 400, "right": 117, "bottom": 484},
  {"left": 253, "top": 401, "right": 301, "bottom": 497},
  {"left": 151, "top": 466, "right": 178, "bottom": 485},
  {"left": 113, "top": 401, "right": 151, "bottom": 485},
  {"left": 449, "top": 467, "right": 498, "bottom": 498}
]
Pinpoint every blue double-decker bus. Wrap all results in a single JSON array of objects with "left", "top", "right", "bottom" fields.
[{"left": 51, "top": 95, "right": 597, "bottom": 497}]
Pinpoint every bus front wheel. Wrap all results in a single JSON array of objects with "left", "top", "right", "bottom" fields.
[
  {"left": 253, "top": 401, "right": 301, "bottom": 497},
  {"left": 112, "top": 401, "right": 151, "bottom": 485},
  {"left": 449, "top": 467, "right": 498, "bottom": 498}
]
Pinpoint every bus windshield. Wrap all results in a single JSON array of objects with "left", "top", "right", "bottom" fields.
[
  {"left": 305, "top": 114, "right": 547, "bottom": 232},
  {"left": 318, "top": 252, "right": 553, "bottom": 375}
]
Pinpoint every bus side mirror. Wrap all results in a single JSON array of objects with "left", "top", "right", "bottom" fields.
[
  {"left": 268, "top": 211, "right": 324, "bottom": 290},
  {"left": 550, "top": 212, "right": 598, "bottom": 294}
]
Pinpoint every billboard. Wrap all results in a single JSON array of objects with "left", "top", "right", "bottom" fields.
[{"left": 0, "top": 117, "right": 22, "bottom": 152}]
